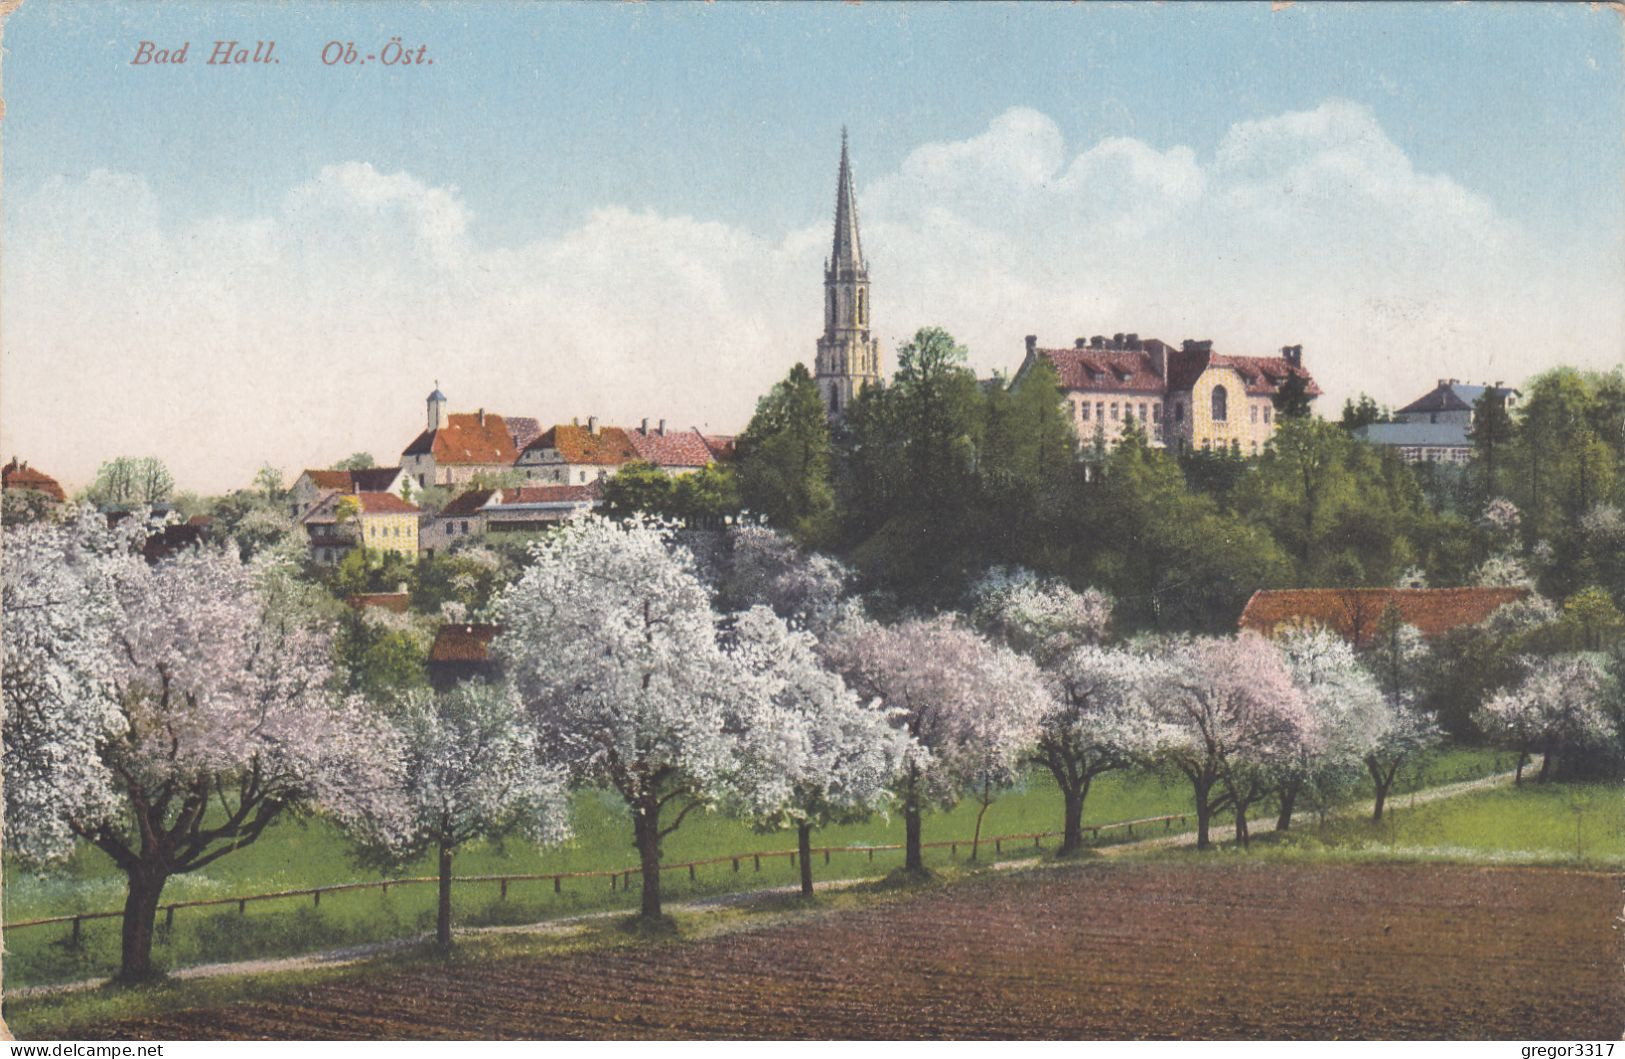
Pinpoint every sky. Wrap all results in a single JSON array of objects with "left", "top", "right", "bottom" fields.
[{"left": 3, "top": 1, "right": 1622, "bottom": 493}]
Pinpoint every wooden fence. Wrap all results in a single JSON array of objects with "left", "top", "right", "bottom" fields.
[{"left": 3, "top": 813, "right": 1187, "bottom": 943}]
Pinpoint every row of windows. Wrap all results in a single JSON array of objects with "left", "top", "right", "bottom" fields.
[
  {"left": 366, "top": 523, "right": 411, "bottom": 540},
  {"left": 1073, "top": 399, "right": 1165, "bottom": 425}
]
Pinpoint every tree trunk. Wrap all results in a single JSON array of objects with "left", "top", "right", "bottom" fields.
[
  {"left": 903, "top": 766, "right": 924, "bottom": 872},
  {"left": 1060, "top": 786, "right": 1085, "bottom": 855},
  {"left": 117, "top": 867, "right": 168, "bottom": 982},
  {"left": 1193, "top": 781, "right": 1213, "bottom": 851},
  {"left": 797, "top": 822, "right": 814, "bottom": 897},
  {"left": 1537, "top": 743, "right": 1553, "bottom": 783},
  {"left": 436, "top": 842, "right": 454, "bottom": 951},
  {"left": 1276, "top": 779, "right": 1300, "bottom": 832},
  {"left": 1515, "top": 751, "right": 1526, "bottom": 785},
  {"left": 1368, "top": 757, "right": 1395, "bottom": 822},
  {"left": 634, "top": 804, "right": 664, "bottom": 919},
  {"left": 1234, "top": 804, "right": 1250, "bottom": 849},
  {"left": 970, "top": 782, "right": 992, "bottom": 862}
]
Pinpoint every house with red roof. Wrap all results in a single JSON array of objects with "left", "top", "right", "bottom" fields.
[
  {"left": 288, "top": 466, "right": 411, "bottom": 519},
  {"left": 1238, "top": 586, "right": 1530, "bottom": 647},
  {"left": 516, "top": 418, "right": 638, "bottom": 485},
  {"left": 422, "top": 482, "right": 601, "bottom": 555},
  {"left": 1014, "top": 333, "right": 1321, "bottom": 457},
  {"left": 2, "top": 457, "right": 67, "bottom": 503},
  {"left": 300, "top": 490, "right": 422, "bottom": 564},
  {"left": 428, "top": 622, "right": 501, "bottom": 690},
  {"left": 401, "top": 387, "right": 524, "bottom": 489},
  {"left": 625, "top": 419, "right": 727, "bottom": 474}
]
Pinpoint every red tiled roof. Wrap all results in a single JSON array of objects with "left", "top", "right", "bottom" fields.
[
  {"left": 3, "top": 458, "right": 66, "bottom": 501},
  {"left": 347, "top": 592, "right": 411, "bottom": 613},
  {"left": 524, "top": 425, "right": 638, "bottom": 466},
  {"left": 356, "top": 491, "right": 421, "bottom": 515},
  {"left": 302, "top": 467, "right": 404, "bottom": 493},
  {"left": 495, "top": 483, "right": 601, "bottom": 505},
  {"left": 626, "top": 427, "right": 715, "bottom": 468},
  {"left": 700, "top": 434, "right": 737, "bottom": 462},
  {"left": 1210, "top": 354, "right": 1323, "bottom": 398},
  {"left": 1238, "top": 587, "right": 1530, "bottom": 646},
  {"left": 1036, "top": 348, "right": 1167, "bottom": 394},
  {"left": 403, "top": 413, "right": 520, "bottom": 466},
  {"left": 304, "top": 469, "right": 355, "bottom": 491},
  {"left": 439, "top": 489, "right": 496, "bottom": 517},
  {"left": 429, "top": 622, "right": 500, "bottom": 663}
]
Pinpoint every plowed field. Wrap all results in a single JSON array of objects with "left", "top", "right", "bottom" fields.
[{"left": 72, "top": 862, "right": 1623, "bottom": 1040}]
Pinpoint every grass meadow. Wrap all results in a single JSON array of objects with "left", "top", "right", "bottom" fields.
[{"left": 2, "top": 747, "right": 1515, "bottom": 988}]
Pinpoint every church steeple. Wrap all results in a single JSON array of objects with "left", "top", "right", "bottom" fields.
[
  {"left": 830, "top": 127, "right": 864, "bottom": 276},
  {"left": 816, "top": 128, "right": 881, "bottom": 420}
]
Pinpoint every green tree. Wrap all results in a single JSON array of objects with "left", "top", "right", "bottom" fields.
[
  {"left": 600, "top": 461, "right": 676, "bottom": 520},
  {"left": 331, "top": 452, "right": 376, "bottom": 471},
  {"left": 1340, "top": 394, "right": 1389, "bottom": 432},
  {"left": 734, "top": 363, "right": 836, "bottom": 545},
  {"left": 88, "top": 457, "right": 174, "bottom": 508},
  {"left": 1469, "top": 387, "right": 1515, "bottom": 500},
  {"left": 1272, "top": 372, "right": 1315, "bottom": 420},
  {"left": 673, "top": 463, "right": 741, "bottom": 527}
]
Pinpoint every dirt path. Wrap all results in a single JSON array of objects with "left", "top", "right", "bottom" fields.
[{"left": 8, "top": 764, "right": 1534, "bottom": 1000}]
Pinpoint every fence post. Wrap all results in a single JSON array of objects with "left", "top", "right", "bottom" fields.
[
  {"left": 951, "top": 842, "right": 957, "bottom": 858},
  {"left": 238, "top": 899, "right": 247, "bottom": 915},
  {"left": 823, "top": 849, "right": 830, "bottom": 866},
  {"left": 754, "top": 854, "right": 761, "bottom": 871},
  {"left": 1165, "top": 817, "right": 1172, "bottom": 830},
  {"left": 500, "top": 879, "right": 508, "bottom": 901},
  {"left": 688, "top": 864, "right": 696, "bottom": 882},
  {"left": 313, "top": 890, "right": 321, "bottom": 908},
  {"left": 1034, "top": 836, "right": 1041, "bottom": 849},
  {"left": 995, "top": 839, "right": 1001, "bottom": 854},
  {"left": 790, "top": 853, "right": 796, "bottom": 869},
  {"left": 732, "top": 858, "right": 740, "bottom": 873},
  {"left": 610, "top": 872, "right": 617, "bottom": 892},
  {"left": 166, "top": 905, "right": 176, "bottom": 928},
  {"left": 71, "top": 916, "right": 82, "bottom": 947},
  {"left": 554, "top": 876, "right": 562, "bottom": 894}
]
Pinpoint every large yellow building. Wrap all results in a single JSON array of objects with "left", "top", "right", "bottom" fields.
[
  {"left": 301, "top": 490, "right": 421, "bottom": 564},
  {"left": 1015, "top": 333, "right": 1321, "bottom": 457}
]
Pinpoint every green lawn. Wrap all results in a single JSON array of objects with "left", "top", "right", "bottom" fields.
[{"left": 0, "top": 747, "right": 1511, "bottom": 989}]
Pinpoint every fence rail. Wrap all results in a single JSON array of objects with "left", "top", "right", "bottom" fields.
[{"left": 3, "top": 813, "right": 1188, "bottom": 939}]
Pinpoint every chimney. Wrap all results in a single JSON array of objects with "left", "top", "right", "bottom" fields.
[
  {"left": 1075, "top": 338, "right": 1087, "bottom": 350},
  {"left": 588, "top": 416, "right": 599, "bottom": 435},
  {"left": 658, "top": 419, "right": 667, "bottom": 436},
  {"left": 1091, "top": 335, "right": 1106, "bottom": 349},
  {"left": 1025, "top": 335, "right": 1038, "bottom": 356},
  {"left": 1149, "top": 344, "right": 1166, "bottom": 378},
  {"left": 1112, "top": 333, "right": 1124, "bottom": 350},
  {"left": 478, "top": 408, "right": 486, "bottom": 426},
  {"left": 1125, "top": 333, "right": 1140, "bottom": 351},
  {"left": 572, "top": 416, "right": 580, "bottom": 427},
  {"left": 641, "top": 417, "right": 650, "bottom": 434},
  {"left": 1280, "top": 345, "right": 1301, "bottom": 368}
]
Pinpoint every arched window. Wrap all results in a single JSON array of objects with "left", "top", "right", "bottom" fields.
[
  {"left": 831, "top": 391, "right": 842, "bottom": 415},
  {"left": 857, "top": 288, "right": 867, "bottom": 325},
  {"left": 1211, "top": 385, "right": 1229, "bottom": 422}
]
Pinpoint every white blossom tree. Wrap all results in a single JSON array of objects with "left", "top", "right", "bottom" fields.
[
  {"left": 969, "top": 570, "right": 1151, "bottom": 855},
  {"left": 726, "top": 606, "right": 905, "bottom": 895},
  {"left": 494, "top": 516, "right": 764, "bottom": 920},
  {"left": 1476, "top": 654, "right": 1613, "bottom": 783},
  {"left": 1147, "top": 633, "right": 1315, "bottom": 849},
  {"left": 715, "top": 523, "right": 850, "bottom": 635},
  {"left": 3, "top": 521, "right": 404, "bottom": 981},
  {"left": 1362, "top": 615, "right": 1442, "bottom": 820},
  {"left": 823, "top": 613, "right": 1047, "bottom": 873},
  {"left": 1273, "top": 626, "right": 1390, "bottom": 830},
  {"left": 353, "top": 682, "right": 572, "bottom": 949}
]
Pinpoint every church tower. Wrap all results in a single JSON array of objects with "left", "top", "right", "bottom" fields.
[{"left": 815, "top": 129, "right": 882, "bottom": 419}]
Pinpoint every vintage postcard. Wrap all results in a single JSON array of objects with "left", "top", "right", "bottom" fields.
[{"left": 1, "top": 0, "right": 1621, "bottom": 1044}]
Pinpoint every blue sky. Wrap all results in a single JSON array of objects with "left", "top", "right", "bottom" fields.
[{"left": 3, "top": 2, "right": 1622, "bottom": 491}]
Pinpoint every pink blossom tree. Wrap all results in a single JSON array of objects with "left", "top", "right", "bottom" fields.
[
  {"left": 1476, "top": 654, "right": 1613, "bottom": 783},
  {"left": 726, "top": 606, "right": 905, "bottom": 895},
  {"left": 351, "top": 682, "right": 572, "bottom": 950},
  {"left": 1361, "top": 614, "right": 1441, "bottom": 820},
  {"left": 823, "top": 613, "right": 1046, "bottom": 873},
  {"left": 494, "top": 517, "right": 772, "bottom": 920},
  {"left": 1147, "top": 633, "right": 1314, "bottom": 849},
  {"left": 4, "top": 520, "right": 404, "bottom": 981}
]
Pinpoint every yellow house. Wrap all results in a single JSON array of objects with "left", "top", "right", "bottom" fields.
[{"left": 301, "top": 491, "right": 421, "bottom": 564}]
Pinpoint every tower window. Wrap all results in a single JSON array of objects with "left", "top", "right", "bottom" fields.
[
  {"left": 1211, "top": 385, "right": 1229, "bottom": 422},
  {"left": 857, "top": 288, "right": 867, "bottom": 326}
]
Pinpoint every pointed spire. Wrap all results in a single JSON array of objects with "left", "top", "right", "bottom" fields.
[{"left": 831, "top": 127, "right": 864, "bottom": 274}]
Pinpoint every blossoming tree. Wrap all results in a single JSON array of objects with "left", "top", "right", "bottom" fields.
[
  {"left": 1273, "top": 625, "right": 1390, "bottom": 829},
  {"left": 726, "top": 606, "right": 905, "bottom": 895},
  {"left": 969, "top": 570, "right": 1152, "bottom": 854},
  {"left": 1361, "top": 614, "right": 1441, "bottom": 820},
  {"left": 1476, "top": 654, "right": 1613, "bottom": 783},
  {"left": 3, "top": 519, "right": 404, "bottom": 981},
  {"left": 494, "top": 517, "right": 767, "bottom": 920},
  {"left": 353, "top": 682, "right": 572, "bottom": 949},
  {"left": 823, "top": 613, "right": 1047, "bottom": 872},
  {"left": 1147, "top": 633, "right": 1314, "bottom": 849}
]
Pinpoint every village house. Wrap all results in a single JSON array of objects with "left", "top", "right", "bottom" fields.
[
  {"left": 288, "top": 466, "right": 411, "bottom": 519},
  {"left": 516, "top": 418, "right": 638, "bottom": 484},
  {"left": 626, "top": 419, "right": 734, "bottom": 475},
  {"left": 300, "top": 490, "right": 422, "bottom": 564},
  {"left": 2, "top": 457, "right": 67, "bottom": 503},
  {"left": 421, "top": 482, "right": 601, "bottom": 555},
  {"left": 1351, "top": 379, "right": 1519, "bottom": 465},
  {"left": 1014, "top": 334, "right": 1321, "bottom": 456},
  {"left": 1237, "top": 586, "right": 1531, "bottom": 647},
  {"left": 401, "top": 387, "right": 524, "bottom": 488},
  {"left": 427, "top": 622, "right": 501, "bottom": 691}
]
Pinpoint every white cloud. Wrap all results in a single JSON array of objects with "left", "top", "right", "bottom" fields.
[{"left": 3, "top": 102, "right": 1620, "bottom": 493}]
